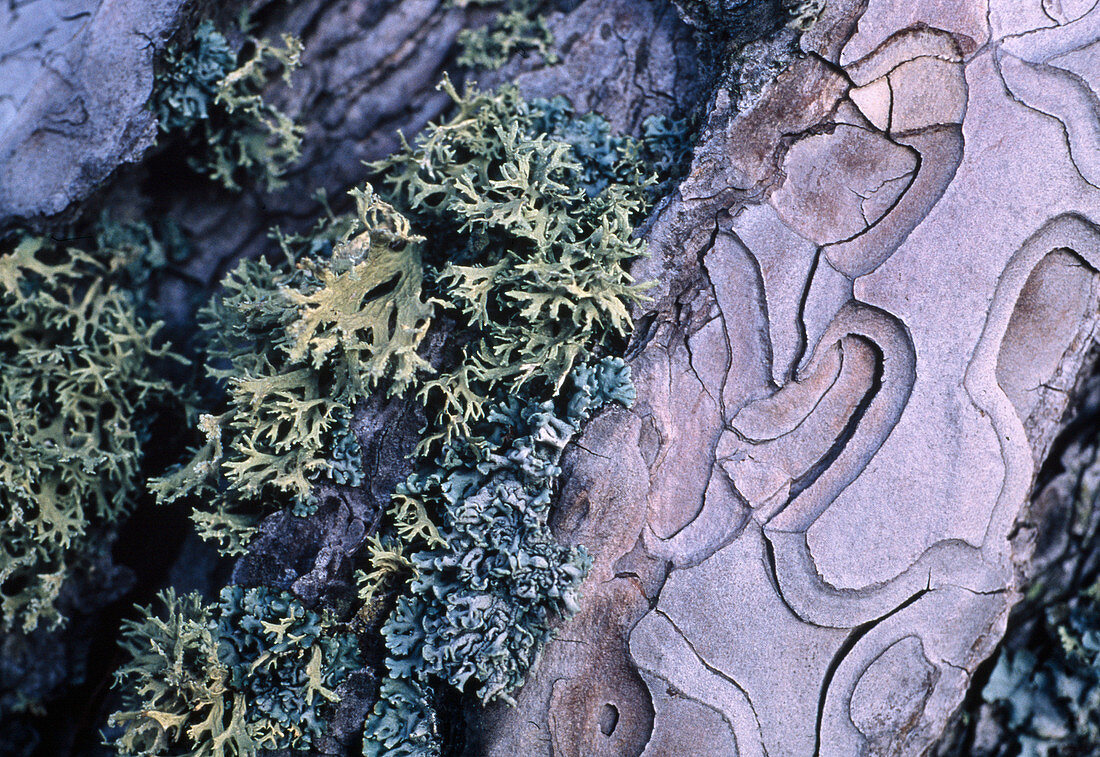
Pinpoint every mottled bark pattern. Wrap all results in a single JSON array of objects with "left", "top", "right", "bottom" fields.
[{"left": 482, "top": 1, "right": 1100, "bottom": 755}]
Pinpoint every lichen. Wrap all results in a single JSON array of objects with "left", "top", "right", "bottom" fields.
[
  {"left": 372, "top": 78, "right": 655, "bottom": 451},
  {"left": 361, "top": 358, "right": 634, "bottom": 756},
  {"left": 0, "top": 5, "right": 711, "bottom": 752},
  {"left": 672, "top": 0, "right": 820, "bottom": 40},
  {"left": 109, "top": 585, "right": 361, "bottom": 756},
  {"left": 162, "top": 79, "right": 667, "bottom": 559},
  {"left": 153, "top": 20, "right": 304, "bottom": 192},
  {"left": 148, "top": 76, "right": 679, "bottom": 756},
  {"left": 108, "top": 590, "right": 241, "bottom": 756},
  {"left": 150, "top": 188, "right": 429, "bottom": 553},
  {"left": 348, "top": 80, "right": 672, "bottom": 755},
  {"left": 980, "top": 585, "right": 1100, "bottom": 756},
  {"left": 454, "top": 0, "right": 559, "bottom": 71},
  {"left": 0, "top": 224, "right": 185, "bottom": 634}
]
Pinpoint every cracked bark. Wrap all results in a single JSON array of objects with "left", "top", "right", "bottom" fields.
[{"left": 481, "top": 2, "right": 1100, "bottom": 756}]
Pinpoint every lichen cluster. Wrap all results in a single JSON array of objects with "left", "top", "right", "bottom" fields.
[
  {"left": 453, "top": 0, "right": 558, "bottom": 71},
  {"left": 148, "top": 77, "right": 666, "bottom": 754},
  {"left": 153, "top": 20, "right": 304, "bottom": 191},
  {"left": 980, "top": 585, "right": 1100, "bottom": 756},
  {"left": 109, "top": 586, "right": 360, "bottom": 756},
  {"left": 0, "top": 221, "right": 184, "bottom": 634},
  {"left": 349, "top": 77, "right": 674, "bottom": 754},
  {"left": 362, "top": 359, "right": 634, "bottom": 755},
  {"left": 1, "top": 11, "right": 696, "bottom": 753},
  {"left": 150, "top": 188, "right": 427, "bottom": 555},
  {"left": 372, "top": 79, "right": 664, "bottom": 451},
  {"left": 672, "top": 0, "right": 823, "bottom": 39},
  {"left": 158, "top": 77, "right": 673, "bottom": 562}
]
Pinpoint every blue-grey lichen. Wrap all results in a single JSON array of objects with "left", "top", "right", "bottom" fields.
[
  {"left": 350, "top": 79, "right": 675, "bottom": 756},
  {"left": 0, "top": 224, "right": 184, "bottom": 634},
  {"left": 361, "top": 358, "right": 634, "bottom": 756},
  {"left": 215, "top": 585, "right": 362, "bottom": 750},
  {"left": 153, "top": 21, "right": 235, "bottom": 131},
  {"left": 528, "top": 96, "right": 693, "bottom": 192},
  {"left": 672, "top": 0, "right": 822, "bottom": 41},
  {"left": 150, "top": 76, "right": 675, "bottom": 755},
  {"left": 980, "top": 583, "right": 1100, "bottom": 756},
  {"left": 163, "top": 79, "right": 664, "bottom": 557},
  {"left": 153, "top": 20, "right": 304, "bottom": 192},
  {"left": 109, "top": 585, "right": 360, "bottom": 756}
]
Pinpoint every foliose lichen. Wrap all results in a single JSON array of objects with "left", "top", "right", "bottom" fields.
[
  {"left": 980, "top": 586, "right": 1100, "bottom": 756},
  {"left": 361, "top": 358, "right": 634, "bottom": 756},
  {"left": 153, "top": 20, "right": 304, "bottom": 192},
  {"left": 671, "top": 0, "right": 823, "bottom": 42},
  {"left": 109, "top": 585, "right": 361, "bottom": 756}
]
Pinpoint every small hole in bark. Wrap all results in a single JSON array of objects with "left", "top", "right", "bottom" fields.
[{"left": 599, "top": 703, "right": 619, "bottom": 736}]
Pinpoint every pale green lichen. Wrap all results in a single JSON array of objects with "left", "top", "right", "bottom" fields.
[
  {"left": 163, "top": 79, "right": 665, "bottom": 557},
  {"left": 455, "top": 0, "right": 558, "bottom": 71},
  {"left": 0, "top": 224, "right": 185, "bottom": 634},
  {"left": 146, "top": 76, "right": 682, "bottom": 756},
  {"left": 109, "top": 586, "right": 360, "bottom": 756},
  {"left": 373, "top": 78, "right": 654, "bottom": 451},
  {"left": 153, "top": 20, "right": 304, "bottom": 192},
  {"left": 150, "top": 188, "right": 429, "bottom": 553},
  {"left": 108, "top": 590, "right": 243, "bottom": 756}
]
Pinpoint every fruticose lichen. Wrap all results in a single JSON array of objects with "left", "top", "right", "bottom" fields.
[
  {"left": 159, "top": 77, "right": 676, "bottom": 559},
  {"left": 454, "top": 0, "right": 559, "bottom": 71},
  {"left": 355, "top": 79, "right": 669, "bottom": 755},
  {"left": 0, "top": 221, "right": 185, "bottom": 634},
  {"left": 131, "top": 68, "right": 684, "bottom": 756},
  {"left": 4, "top": 2, "right": 705, "bottom": 752},
  {"left": 109, "top": 585, "right": 360, "bottom": 756},
  {"left": 371, "top": 78, "right": 664, "bottom": 451},
  {"left": 153, "top": 20, "right": 304, "bottom": 192},
  {"left": 150, "top": 188, "right": 428, "bottom": 554}
]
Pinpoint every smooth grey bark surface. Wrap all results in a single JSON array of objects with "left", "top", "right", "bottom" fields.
[{"left": 0, "top": 0, "right": 189, "bottom": 222}]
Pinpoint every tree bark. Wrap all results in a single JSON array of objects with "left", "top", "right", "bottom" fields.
[{"left": 477, "top": 2, "right": 1100, "bottom": 755}]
